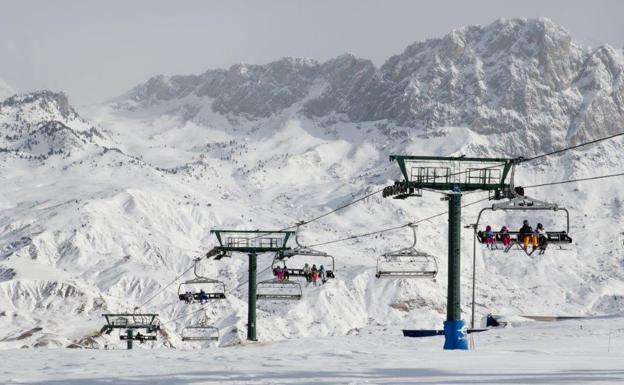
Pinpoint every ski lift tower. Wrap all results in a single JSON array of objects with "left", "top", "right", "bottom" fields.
[
  {"left": 209, "top": 229, "right": 294, "bottom": 341},
  {"left": 384, "top": 155, "right": 519, "bottom": 350},
  {"left": 101, "top": 313, "right": 160, "bottom": 350}
]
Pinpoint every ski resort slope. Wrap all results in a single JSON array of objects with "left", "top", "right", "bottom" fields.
[
  {"left": 2, "top": 17, "right": 624, "bottom": 351},
  {"left": 2, "top": 316, "right": 624, "bottom": 384}
]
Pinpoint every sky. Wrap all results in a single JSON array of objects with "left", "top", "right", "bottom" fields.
[{"left": 1, "top": 0, "right": 623, "bottom": 105}]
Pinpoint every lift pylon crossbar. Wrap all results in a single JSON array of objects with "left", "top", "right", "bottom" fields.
[
  {"left": 388, "top": 155, "right": 519, "bottom": 194},
  {"left": 210, "top": 229, "right": 295, "bottom": 253},
  {"left": 102, "top": 313, "right": 159, "bottom": 330}
]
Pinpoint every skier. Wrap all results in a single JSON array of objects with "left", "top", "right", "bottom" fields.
[
  {"left": 199, "top": 289, "right": 209, "bottom": 304},
  {"left": 275, "top": 265, "right": 284, "bottom": 280},
  {"left": 319, "top": 265, "right": 327, "bottom": 284},
  {"left": 519, "top": 220, "right": 537, "bottom": 252},
  {"left": 303, "top": 263, "right": 312, "bottom": 282},
  {"left": 311, "top": 264, "right": 319, "bottom": 286},
  {"left": 282, "top": 263, "right": 290, "bottom": 281},
  {"left": 484, "top": 225, "right": 496, "bottom": 249},
  {"left": 535, "top": 223, "right": 548, "bottom": 252},
  {"left": 499, "top": 225, "right": 512, "bottom": 248}
]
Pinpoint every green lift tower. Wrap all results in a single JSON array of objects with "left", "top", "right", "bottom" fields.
[
  {"left": 209, "top": 229, "right": 294, "bottom": 341},
  {"left": 384, "top": 156, "right": 518, "bottom": 350}
]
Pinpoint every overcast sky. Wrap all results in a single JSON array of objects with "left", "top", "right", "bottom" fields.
[{"left": 1, "top": 0, "right": 623, "bottom": 105}]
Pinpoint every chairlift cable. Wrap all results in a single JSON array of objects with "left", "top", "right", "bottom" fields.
[
  {"left": 307, "top": 170, "right": 624, "bottom": 248},
  {"left": 138, "top": 263, "right": 196, "bottom": 308},
  {"left": 523, "top": 172, "right": 624, "bottom": 189},
  {"left": 162, "top": 302, "right": 214, "bottom": 326},
  {"left": 267, "top": 131, "right": 624, "bottom": 235},
  {"left": 307, "top": 196, "right": 490, "bottom": 247},
  {"left": 520, "top": 131, "right": 624, "bottom": 163}
]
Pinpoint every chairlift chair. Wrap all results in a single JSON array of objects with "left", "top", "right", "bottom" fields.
[
  {"left": 100, "top": 312, "right": 160, "bottom": 336},
  {"left": 120, "top": 333, "right": 157, "bottom": 343},
  {"left": 178, "top": 259, "right": 226, "bottom": 303},
  {"left": 375, "top": 224, "right": 439, "bottom": 279},
  {"left": 273, "top": 224, "right": 336, "bottom": 279},
  {"left": 181, "top": 310, "right": 220, "bottom": 342},
  {"left": 181, "top": 325, "right": 220, "bottom": 342},
  {"left": 256, "top": 279, "right": 302, "bottom": 300},
  {"left": 475, "top": 195, "right": 573, "bottom": 256}
]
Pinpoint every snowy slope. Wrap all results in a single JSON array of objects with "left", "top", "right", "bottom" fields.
[
  {"left": 1, "top": 18, "right": 624, "bottom": 350},
  {"left": 3, "top": 316, "right": 624, "bottom": 384}
]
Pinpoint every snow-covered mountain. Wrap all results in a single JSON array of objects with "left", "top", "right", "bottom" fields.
[
  {"left": 116, "top": 18, "right": 624, "bottom": 156},
  {"left": 0, "top": 79, "right": 14, "bottom": 101},
  {"left": 2, "top": 18, "right": 624, "bottom": 349}
]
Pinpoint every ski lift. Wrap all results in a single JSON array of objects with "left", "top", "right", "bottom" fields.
[
  {"left": 273, "top": 223, "right": 336, "bottom": 280},
  {"left": 256, "top": 279, "right": 302, "bottom": 300},
  {"left": 178, "top": 258, "right": 226, "bottom": 303},
  {"left": 475, "top": 194, "right": 573, "bottom": 256},
  {"left": 101, "top": 311, "right": 160, "bottom": 335},
  {"left": 376, "top": 224, "right": 439, "bottom": 279},
  {"left": 181, "top": 310, "right": 220, "bottom": 342},
  {"left": 120, "top": 331, "right": 157, "bottom": 343}
]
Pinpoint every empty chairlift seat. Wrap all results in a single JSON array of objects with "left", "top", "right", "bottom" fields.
[
  {"left": 181, "top": 325, "right": 220, "bottom": 342},
  {"left": 256, "top": 279, "right": 302, "bottom": 300},
  {"left": 375, "top": 224, "right": 439, "bottom": 279}
]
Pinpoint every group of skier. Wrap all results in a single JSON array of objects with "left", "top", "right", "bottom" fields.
[
  {"left": 182, "top": 289, "right": 210, "bottom": 304},
  {"left": 483, "top": 219, "right": 548, "bottom": 252},
  {"left": 274, "top": 263, "right": 328, "bottom": 285}
]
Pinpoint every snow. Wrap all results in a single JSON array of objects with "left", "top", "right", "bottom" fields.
[
  {"left": 2, "top": 20, "right": 624, "bottom": 385},
  {"left": 0, "top": 79, "right": 15, "bottom": 101},
  {"left": 3, "top": 317, "right": 624, "bottom": 384},
  {"left": 3, "top": 91, "right": 624, "bottom": 350}
]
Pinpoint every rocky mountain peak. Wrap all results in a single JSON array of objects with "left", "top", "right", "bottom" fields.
[
  {"left": 0, "top": 90, "right": 104, "bottom": 158},
  {"left": 112, "top": 18, "right": 624, "bottom": 154},
  {"left": 2, "top": 91, "right": 79, "bottom": 122}
]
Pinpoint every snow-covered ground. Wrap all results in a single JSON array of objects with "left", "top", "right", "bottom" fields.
[{"left": 3, "top": 317, "right": 624, "bottom": 384}]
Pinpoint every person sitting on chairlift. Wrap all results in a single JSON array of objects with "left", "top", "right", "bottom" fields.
[
  {"left": 484, "top": 225, "right": 496, "bottom": 249},
  {"left": 311, "top": 264, "right": 319, "bottom": 286},
  {"left": 199, "top": 289, "right": 209, "bottom": 304},
  {"left": 283, "top": 263, "right": 290, "bottom": 281},
  {"left": 275, "top": 266, "right": 284, "bottom": 280},
  {"left": 535, "top": 223, "right": 548, "bottom": 250},
  {"left": 499, "top": 225, "right": 512, "bottom": 248},
  {"left": 135, "top": 332, "right": 144, "bottom": 342},
  {"left": 303, "top": 263, "right": 312, "bottom": 282},
  {"left": 519, "top": 220, "right": 538, "bottom": 252},
  {"left": 185, "top": 291, "right": 194, "bottom": 304},
  {"left": 319, "top": 265, "right": 327, "bottom": 284}
]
